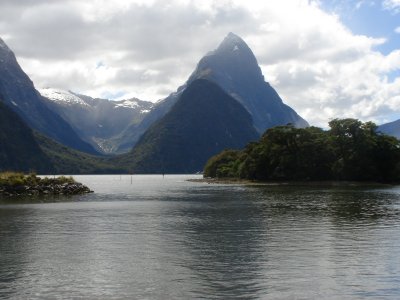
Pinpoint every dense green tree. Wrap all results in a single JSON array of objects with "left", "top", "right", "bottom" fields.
[{"left": 204, "top": 119, "right": 400, "bottom": 183}]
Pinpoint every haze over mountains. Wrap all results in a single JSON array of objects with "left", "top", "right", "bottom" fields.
[
  {"left": 0, "top": 33, "right": 326, "bottom": 173},
  {"left": 40, "top": 88, "right": 153, "bottom": 154}
]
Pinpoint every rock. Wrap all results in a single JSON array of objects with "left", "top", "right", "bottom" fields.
[{"left": 0, "top": 181, "right": 93, "bottom": 197}]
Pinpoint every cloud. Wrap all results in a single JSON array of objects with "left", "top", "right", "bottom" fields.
[
  {"left": 395, "top": 26, "right": 400, "bottom": 34},
  {"left": 383, "top": 0, "right": 400, "bottom": 13},
  {"left": 0, "top": 0, "right": 400, "bottom": 128}
]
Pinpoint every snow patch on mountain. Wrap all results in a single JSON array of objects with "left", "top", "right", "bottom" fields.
[
  {"left": 40, "top": 88, "right": 89, "bottom": 107},
  {"left": 114, "top": 99, "right": 141, "bottom": 109}
]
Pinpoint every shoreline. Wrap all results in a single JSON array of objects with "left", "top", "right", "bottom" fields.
[{"left": 188, "top": 177, "right": 397, "bottom": 187}]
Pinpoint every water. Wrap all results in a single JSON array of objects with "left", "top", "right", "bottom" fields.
[{"left": 1, "top": 175, "right": 400, "bottom": 299}]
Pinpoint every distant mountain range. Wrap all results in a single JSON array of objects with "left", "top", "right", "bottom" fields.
[
  {"left": 40, "top": 88, "right": 153, "bottom": 154},
  {"left": 1, "top": 33, "right": 312, "bottom": 174},
  {"left": 378, "top": 119, "right": 400, "bottom": 139}
]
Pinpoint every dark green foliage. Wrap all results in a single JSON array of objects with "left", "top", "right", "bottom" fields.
[
  {"left": 204, "top": 118, "right": 400, "bottom": 182},
  {"left": 204, "top": 150, "right": 242, "bottom": 178},
  {"left": 35, "top": 133, "right": 125, "bottom": 174},
  {"left": 117, "top": 79, "right": 259, "bottom": 174}
]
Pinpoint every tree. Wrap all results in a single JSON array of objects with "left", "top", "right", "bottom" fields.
[{"left": 204, "top": 119, "right": 400, "bottom": 183}]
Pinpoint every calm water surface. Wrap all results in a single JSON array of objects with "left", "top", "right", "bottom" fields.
[{"left": 1, "top": 175, "right": 400, "bottom": 299}]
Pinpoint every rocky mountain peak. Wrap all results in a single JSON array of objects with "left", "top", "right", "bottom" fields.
[
  {"left": 215, "top": 32, "right": 251, "bottom": 55},
  {"left": 191, "top": 32, "right": 263, "bottom": 84},
  {"left": 185, "top": 33, "right": 308, "bottom": 132}
]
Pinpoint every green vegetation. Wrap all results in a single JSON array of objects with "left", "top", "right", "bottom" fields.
[
  {"left": 35, "top": 133, "right": 125, "bottom": 174},
  {"left": 204, "top": 119, "right": 400, "bottom": 183},
  {"left": 0, "top": 172, "right": 75, "bottom": 186},
  {"left": 0, "top": 172, "right": 93, "bottom": 197}
]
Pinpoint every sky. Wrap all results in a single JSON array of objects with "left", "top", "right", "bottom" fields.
[{"left": 0, "top": 0, "right": 400, "bottom": 128}]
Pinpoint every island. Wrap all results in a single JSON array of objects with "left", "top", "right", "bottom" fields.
[
  {"left": 0, "top": 172, "right": 93, "bottom": 197},
  {"left": 204, "top": 118, "right": 400, "bottom": 183}
]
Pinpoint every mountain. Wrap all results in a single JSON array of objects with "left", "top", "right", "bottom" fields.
[
  {"left": 117, "top": 79, "right": 259, "bottom": 174},
  {"left": 0, "top": 99, "right": 53, "bottom": 173},
  {"left": 0, "top": 38, "right": 97, "bottom": 154},
  {"left": 40, "top": 88, "right": 153, "bottom": 154},
  {"left": 35, "top": 133, "right": 125, "bottom": 174},
  {"left": 0, "top": 95, "right": 124, "bottom": 174},
  {"left": 115, "top": 32, "right": 308, "bottom": 153},
  {"left": 187, "top": 32, "right": 308, "bottom": 132},
  {"left": 113, "top": 94, "right": 177, "bottom": 153},
  {"left": 378, "top": 119, "right": 400, "bottom": 139}
]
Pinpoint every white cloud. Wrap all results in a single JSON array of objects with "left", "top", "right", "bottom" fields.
[
  {"left": 383, "top": 0, "right": 400, "bottom": 13},
  {"left": 395, "top": 26, "right": 400, "bottom": 34},
  {"left": 1, "top": 0, "right": 400, "bottom": 128}
]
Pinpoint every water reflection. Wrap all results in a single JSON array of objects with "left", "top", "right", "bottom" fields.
[
  {"left": 254, "top": 185, "right": 400, "bottom": 222},
  {"left": 1, "top": 177, "right": 400, "bottom": 299},
  {"left": 165, "top": 188, "right": 268, "bottom": 299},
  {"left": 0, "top": 208, "right": 36, "bottom": 299}
]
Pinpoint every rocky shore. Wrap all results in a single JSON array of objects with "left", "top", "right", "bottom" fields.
[
  {"left": 0, "top": 182, "right": 93, "bottom": 197},
  {"left": 0, "top": 172, "right": 93, "bottom": 197}
]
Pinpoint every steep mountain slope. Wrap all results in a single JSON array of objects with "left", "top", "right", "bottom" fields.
[
  {"left": 40, "top": 88, "right": 153, "bottom": 153},
  {"left": 115, "top": 32, "right": 308, "bottom": 152},
  {"left": 187, "top": 32, "right": 308, "bottom": 132},
  {"left": 0, "top": 38, "right": 97, "bottom": 154},
  {"left": 114, "top": 92, "right": 179, "bottom": 153},
  {"left": 0, "top": 94, "right": 124, "bottom": 174},
  {"left": 117, "top": 79, "right": 259, "bottom": 174},
  {"left": 35, "top": 133, "right": 125, "bottom": 174},
  {"left": 0, "top": 99, "right": 53, "bottom": 173},
  {"left": 378, "top": 119, "right": 400, "bottom": 139}
]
